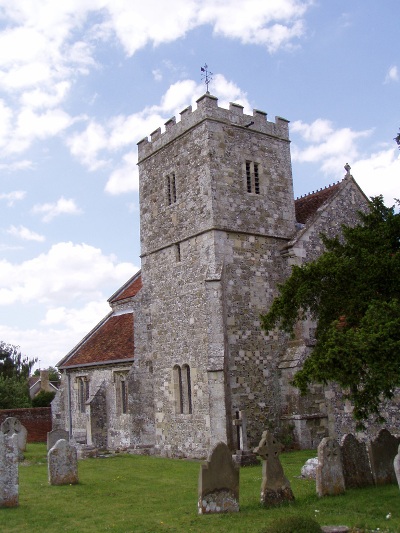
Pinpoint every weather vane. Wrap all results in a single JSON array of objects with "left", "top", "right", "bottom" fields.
[{"left": 201, "top": 64, "right": 213, "bottom": 93}]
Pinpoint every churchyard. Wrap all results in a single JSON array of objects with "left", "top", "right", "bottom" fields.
[{"left": 2, "top": 443, "right": 399, "bottom": 533}]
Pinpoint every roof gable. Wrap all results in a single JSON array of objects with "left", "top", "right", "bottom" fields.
[
  {"left": 295, "top": 182, "right": 341, "bottom": 224},
  {"left": 108, "top": 271, "right": 142, "bottom": 304}
]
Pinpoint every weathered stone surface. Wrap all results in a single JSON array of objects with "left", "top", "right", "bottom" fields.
[
  {"left": 48, "top": 439, "right": 78, "bottom": 485},
  {"left": 368, "top": 429, "right": 400, "bottom": 485},
  {"left": 254, "top": 430, "right": 294, "bottom": 507},
  {"left": 316, "top": 437, "right": 345, "bottom": 497},
  {"left": 300, "top": 457, "right": 318, "bottom": 479},
  {"left": 0, "top": 432, "right": 19, "bottom": 507},
  {"left": 47, "top": 428, "right": 69, "bottom": 451},
  {"left": 340, "top": 433, "right": 374, "bottom": 489},
  {"left": 198, "top": 442, "right": 239, "bottom": 514},
  {"left": 394, "top": 444, "right": 400, "bottom": 489},
  {"left": 0, "top": 416, "right": 28, "bottom": 454}
]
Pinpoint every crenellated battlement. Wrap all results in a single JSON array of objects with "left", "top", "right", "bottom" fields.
[{"left": 137, "top": 93, "right": 290, "bottom": 162}]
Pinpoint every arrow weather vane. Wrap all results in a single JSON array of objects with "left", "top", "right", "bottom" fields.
[{"left": 201, "top": 64, "right": 213, "bottom": 93}]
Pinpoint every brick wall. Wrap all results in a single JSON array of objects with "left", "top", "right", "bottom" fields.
[{"left": 0, "top": 407, "right": 52, "bottom": 442}]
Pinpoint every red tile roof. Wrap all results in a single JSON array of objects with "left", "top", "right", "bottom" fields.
[
  {"left": 109, "top": 272, "right": 142, "bottom": 304},
  {"left": 295, "top": 182, "right": 341, "bottom": 224},
  {"left": 60, "top": 313, "right": 134, "bottom": 368}
]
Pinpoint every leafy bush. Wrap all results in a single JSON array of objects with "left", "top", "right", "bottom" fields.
[
  {"left": 262, "top": 515, "right": 322, "bottom": 533},
  {"left": 32, "top": 390, "right": 56, "bottom": 407}
]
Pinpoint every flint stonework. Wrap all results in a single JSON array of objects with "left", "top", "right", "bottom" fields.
[
  {"left": 368, "top": 429, "right": 400, "bottom": 485},
  {"left": 0, "top": 416, "right": 28, "bottom": 454},
  {"left": 254, "top": 430, "right": 294, "bottom": 507},
  {"left": 47, "top": 428, "right": 69, "bottom": 451},
  {"left": 316, "top": 437, "right": 345, "bottom": 497},
  {"left": 0, "top": 432, "right": 19, "bottom": 507},
  {"left": 198, "top": 442, "right": 239, "bottom": 514},
  {"left": 48, "top": 439, "right": 78, "bottom": 486},
  {"left": 394, "top": 444, "right": 400, "bottom": 489},
  {"left": 340, "top": 433, "right": 374, "bottom": 489}
]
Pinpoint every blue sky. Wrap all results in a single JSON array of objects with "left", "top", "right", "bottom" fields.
[{"left": 0, "top": 0, "right": 399, "bottom": 370}]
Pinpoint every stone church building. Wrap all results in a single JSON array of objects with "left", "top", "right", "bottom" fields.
[{"left": 53, "top": 93, "right": 400, "bottom": 458}]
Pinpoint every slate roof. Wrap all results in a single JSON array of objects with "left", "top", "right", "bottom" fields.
[
  {"left": 58, "top": 312, "right": 134, "bottom": 369},
  {"left": 295, "top": 181, "right": 341, "bottom": 224}
]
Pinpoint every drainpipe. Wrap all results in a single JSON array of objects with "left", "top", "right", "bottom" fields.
[{"left": 67, "top": 373, "right": 73, "bottom": 438}]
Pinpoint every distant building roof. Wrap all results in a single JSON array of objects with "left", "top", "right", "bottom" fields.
[
  {"left": 58, "top": 312, "right": 134, "bottom": 369},
  {"left": 295, "top": 182, "right": 341, "bottom": 224}
]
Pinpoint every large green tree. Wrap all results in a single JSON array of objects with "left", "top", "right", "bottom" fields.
[
  {"left": 261, "top": 196, "right": 400, "bottom": 426},
  {"left": 0, "top": 342, "right": 37, "bottom": 409}
]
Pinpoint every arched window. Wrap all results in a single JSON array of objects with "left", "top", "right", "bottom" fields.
[
  {"left": 173, "top": 365, "right": 183, "bottom": 414},
  {"left": 77, "top": 377, "right": 89, "bottom": 413},
  {"left": 173, "top": 364, "right": 192, "bottom": 415},
  {"left": 182, "top": 364, "right": 192, "bottom": 414}
]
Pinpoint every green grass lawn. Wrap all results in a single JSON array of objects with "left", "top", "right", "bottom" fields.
[{"left": 2, "top": 444, "right": 399, "bottom": 533}]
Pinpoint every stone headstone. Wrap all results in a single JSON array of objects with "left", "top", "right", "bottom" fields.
[
  {"left": 368, "top": 429, "right": 400, "bottom": 485},
  {"left": 394, "top": 444, "right": 400, "bottom": 489},
  {"left": 301, "top": 457, "right": 318, "bottom": 479},
  {"left": 340, "top": 433, "right": 374, "bottom": 489},
  {"left": 48, "top": 439, "right": 78, "bottom": 486},
  {"left": 0, "top": 432, "right": 19, "bottom": 507},
  {"left": 0, "top": 417, "right": 28, "bottom": 454},
  {"left": 198, "top": 442, "right": 239, "bottom": 514},
  {"left": 316, "top": 437, "right": 345, "bottom": 497},
  {"left": 253, "top": 430, "right": 295, "bottom": 507},
  {"left": 47, "top": 428, "right": 69, "bottom": 451}
]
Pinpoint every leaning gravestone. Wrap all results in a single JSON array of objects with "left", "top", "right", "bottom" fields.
[
  {"left": 316, "top": 437, "right": 345, "bottom": 497},
  {"left": 48, "top": 439, "right": 78, "bottom": 486},
  {"left": 340, "top": 433, "right": 374, "bottom": 489},
  {"left": 253, "top": 430, "right": 294, "bottom": 507},
  {"left": 394, "top": 444, "right": 400, "bottom": 489},
  {"left": 368, "top": 429, "right": 400, "bottom": 485},
  {"left": 47, "top": 428, "right": 69, "bottom": 451},
  {"left": 0, "top": 432, "right": 19, "bottom": 507},
  {"left": 198, "top": 442, "right": 239, "bottom": 514},
  {"left": 0, "top": 417, "right": 28, "bottom": 458}
]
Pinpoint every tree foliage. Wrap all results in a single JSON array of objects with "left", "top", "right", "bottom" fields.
[
  {"left": 261, "top": 196, "right": 400, "bottom": 425},
  {"left": 32, "top": 390, "right": 56, "bottom": 407},
  {"left": 0, "top": 341, "right": 37, "bottom": 379},
  {"left": 0, "top": 341, "right": 37, "bottom": 409}
]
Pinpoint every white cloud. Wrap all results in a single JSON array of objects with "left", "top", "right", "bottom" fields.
[
  {"left": 291, "top": 118, "right": 372, "bottom": 173},
  {"left": 352, "top": 148, "right": 400, "bottom": 206},
  {"left": 67, "top": 121, "right": 110, "bottom": 170},
  {"left": 0, "top": 241, "right": 137, "bottom": 306},
  {"left": 32, "top": 197, "right": 83, "bottom": 222},
  {"left": 384, "top": 65, "right": 399, "bottom": 84},
  {"left": 0, "top": 190, "right": 26, "bottom": 206},
  {"left": 105, "top": 152, "right": 139, "bottom": 194},
  {"left": 7, "top": 225, "right": 45, "bottom": 242}
]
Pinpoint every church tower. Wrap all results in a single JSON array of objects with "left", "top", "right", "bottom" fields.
[{"left": 137, "top": 93, "right": 296, "bottom": 458}]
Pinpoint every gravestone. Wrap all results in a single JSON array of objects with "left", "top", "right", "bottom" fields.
[
  {"left": 301, "top": 457, "right": 318, "bottom": 479},
  {"left": 368, "top": 429, "right": 400, "bottom": 485},
  {"left": 394, "top": 444, "right": 400, "bottom": 489},
  {"left": 316, "top": 437, "right": 345, "bottom": 497},
  {"left": 0, "top": 432, "right": 19, "bottom": 507},
  {"left": 47, "top": 428, "right": 69, "bottom": 451},
  {"left": 253, "top": 430, "right": 294, "bottom": 507},
  {"left": 0, "top": 417, "right": 28, "bottom": 456},
  {"left": 48, "top": 439, "right": 78, "bottom": 486},
  {"left": 198, "top": 442, "right": 239, "bottom": 514},
  {"left": 340, "top": 433, "right": 374, "bottom": 489}
]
